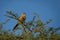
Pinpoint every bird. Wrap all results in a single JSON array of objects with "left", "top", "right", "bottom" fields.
[{"left": 13, "top": 12, "right": 26, "bottom": 31}]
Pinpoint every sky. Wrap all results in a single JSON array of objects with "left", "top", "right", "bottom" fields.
[{"left": 0, "top": 0, "right": 60, "bottom": 31}]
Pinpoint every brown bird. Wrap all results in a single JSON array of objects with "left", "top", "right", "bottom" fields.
[{"left": 13, "top": 12, "right": 26, "bottom": 31}]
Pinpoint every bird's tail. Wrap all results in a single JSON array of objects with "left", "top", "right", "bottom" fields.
[{"left": 13, "top": 23, "right": 19, "bottom": 31}]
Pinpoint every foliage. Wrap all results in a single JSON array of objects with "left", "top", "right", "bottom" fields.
[{"left": 0, "top": 10, "right": 60, "bottom": 40}]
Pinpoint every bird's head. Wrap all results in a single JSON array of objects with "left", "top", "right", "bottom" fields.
[{"left": 21, "top": 12, "right": 26, "bottom": 19}]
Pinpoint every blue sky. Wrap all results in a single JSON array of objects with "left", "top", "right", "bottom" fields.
[{"left": 0, "top": 0, "right": 60, "bottom": 31}]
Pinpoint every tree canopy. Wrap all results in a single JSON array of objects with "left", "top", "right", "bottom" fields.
[{"left": 0, "top": 10, "right": 60, "bottom": 40}]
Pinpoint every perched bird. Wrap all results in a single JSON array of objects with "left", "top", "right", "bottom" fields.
[{"left": 13, "top": 12, "right": 26, "bottom": 31}]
